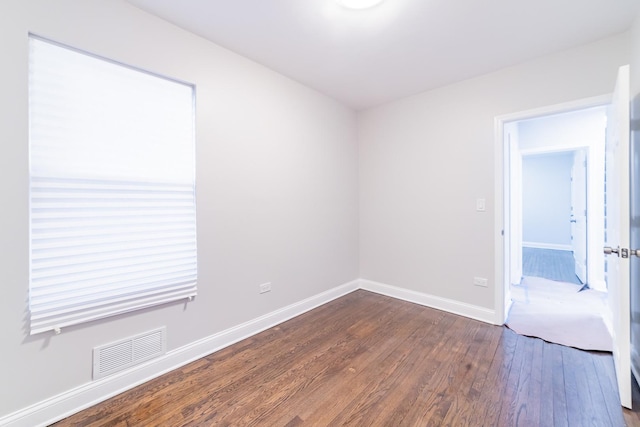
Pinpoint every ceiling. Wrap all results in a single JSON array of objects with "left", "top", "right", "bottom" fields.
[{"left": 127, "top": 0, "right": 639, "bottom": 110}]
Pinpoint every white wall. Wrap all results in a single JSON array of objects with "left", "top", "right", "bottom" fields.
[
  {"left": 518, "top": 107, "right": 607, "bottom": 152},
  {"left": 359, "top": 32, "right": 630, "bottom": 310},
  {"left": 0, "top": 0, "right": 358, "bottom": 420},
  {"left": 521, "top": 153, "right": 574, "bottom": 248}
]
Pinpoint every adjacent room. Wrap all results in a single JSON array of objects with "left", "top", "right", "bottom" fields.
[
  {"left": 504, "top": 108, "right": 613, "bottom": 352},
  {"left": 2, "top": 0, "right": 640, "bottom": 426}
]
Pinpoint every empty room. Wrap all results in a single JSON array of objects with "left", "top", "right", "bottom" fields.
[{"left": 2, "top": 0, "right": 640, "bottom": 426}]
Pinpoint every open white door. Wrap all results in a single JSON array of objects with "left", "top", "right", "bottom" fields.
[
  {"left": 571, "top": 149, "right": 588, "bottom": 284},
  {"left": 604, "top": 65, "right": 631, "bottom": 408}
]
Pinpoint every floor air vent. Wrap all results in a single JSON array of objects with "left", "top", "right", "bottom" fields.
[{"left": 93, "top": 327, "right": 166, "bottom": 380}]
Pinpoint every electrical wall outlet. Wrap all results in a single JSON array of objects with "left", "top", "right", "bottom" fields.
[
  {"left": 259, "top": 282, "right": 272, "bottom": 294},
  {"left": 473, "top": 277, "right": 488, "bottom": 287}
]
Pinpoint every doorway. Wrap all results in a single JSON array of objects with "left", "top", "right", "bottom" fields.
[
  {"left": 520, "top": 149, "right": 588, "bottom": 286},
  {"left": 495, "top": 96, "right": 611, "bottom": 324},
  {"left": 495, "top": 66, "right": 633, "bottom": 408},
  {"left": 507, "top": 106, "right": 607, "bottom": 291},
  {"left": 500, "top": 105, "right": 610, "bottom": 352}
]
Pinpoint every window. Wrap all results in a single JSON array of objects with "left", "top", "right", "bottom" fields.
[{"left": 28, "top": 36, "right": 197, "bottom": 335}]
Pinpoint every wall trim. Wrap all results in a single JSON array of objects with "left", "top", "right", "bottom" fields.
[
  {"left": 0, "top": 280, "right": 360, "bottom": 427},
  {"left": 522, "top": 242, "right": 572, "bottom": 251},
  {"left": 359, "top": 279, "right": 496, "bottom": 325}
]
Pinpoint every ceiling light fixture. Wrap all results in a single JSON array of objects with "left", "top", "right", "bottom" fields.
[{"left": 336, "top": 0, "right": 385, "bottom": 10}]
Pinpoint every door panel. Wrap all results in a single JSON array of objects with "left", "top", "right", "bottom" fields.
[{"left": 605, "top": 65, "right": 631, "bottom": 409}]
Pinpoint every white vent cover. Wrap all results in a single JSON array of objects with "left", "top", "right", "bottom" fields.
[{"left": 93, "top": 327, "right": 166, "bottom": 379}]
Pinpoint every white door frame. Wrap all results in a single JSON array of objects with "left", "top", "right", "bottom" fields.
[{"left": 494, "top": 94, "right": 611, "bottom": 325}]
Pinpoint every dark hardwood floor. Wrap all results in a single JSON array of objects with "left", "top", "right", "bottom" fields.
[
  {"left": 52, "top": 290, "right": 640, "bottom": 426},
  {"left": 522, "top": 247, "right": 583, "bottom": 285}
]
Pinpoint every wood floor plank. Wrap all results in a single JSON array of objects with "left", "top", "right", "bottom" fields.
[
  {"left": 560, "top": 344, "right": 584, "bottom": 426},
  {"left": 358, "top": 313, "right": 460, "bottom": 426},
  {"left": 496, "top": 334, "right": 528, "bottom": 426},
  {"left": 332, "top": 314, "right": 465, "bottom": 426},
  {"left": 473, "top": 327, "right": 519, "bottom": 425},
  {"left": 180, "top": 292, "right": 399, "bottom": 426},
  {"left": 328, "top": 312, "right": 455, "bottom": 426},
  {"left": 522, "top": 247, "right": 582, "bottom": 285},
  {"left": 438, "top": 323, "right": 497, "bottom": 426},
  {"left": 591, "top": 351, "right": 628, "bottom": 426},
  {"left": 222, "top": 298, "right": 419, "bottom": 426},
  {"left": 51, "top": 290, "right": 635, "bottom": 427},
  {"left": 395, "top": 318, "right": 486, "bottom": 426},
  {"left": 297, "top": 301, "right": 445, "bottom": 425},
  {"left": 538, "top": 341, "right": 555, "bottom": 427},
  {"left": 550, "top": 343, "right": 569, "bottom": 427},
  {"left": 520, "top": 337, "right": 543, "bottom": 426},
  {"left": 577, "top": 349, "right": 623, "bottom": 426}
]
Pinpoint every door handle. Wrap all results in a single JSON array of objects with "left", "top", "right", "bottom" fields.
[
  {"left": 570, "top": 219, "right": 577, "bottom": 223},
  {"left": 604, "top": 247, "right": 640, "bottom": 258},
  {"left": 604, "top": 246, "right": 620, "bottom": 256}
]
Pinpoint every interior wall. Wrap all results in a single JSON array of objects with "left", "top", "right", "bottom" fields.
[
  {"left": 358, "top": 32, "right": 630, "bottom": 309},
  {"left": 0, "top": 0, "right": 359, "bottom": 418},
  {"left": 517, "top": 107, "right": 607, "bottom": 151},
  {"left": 521, "top": 153, "right": 574, "bottom": 248}
]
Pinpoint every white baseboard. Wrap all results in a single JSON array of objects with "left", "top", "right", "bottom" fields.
[
  {"left": 0, "top": 280, "right": 360, "bottom": 427},
  {"left": 359, "top": 279, "right": 495, "bottom": 324},
  {"left": 502, "top": 297, "right": 514, "bottom": 325},
  {"left": 522, "top": 242, "right": 572, "bottom": 251}
]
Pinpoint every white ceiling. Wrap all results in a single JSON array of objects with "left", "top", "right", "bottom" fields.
[{"left": 127, "top": 0, "right": 639, "bottom": 110}]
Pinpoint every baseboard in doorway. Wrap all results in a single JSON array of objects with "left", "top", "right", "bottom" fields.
[{"left": 522, "top": 242, "right": 572, "bottom": 251}]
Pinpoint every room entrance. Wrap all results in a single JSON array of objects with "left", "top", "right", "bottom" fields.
[
  {"left": 503, "top": 106, "right": 607, "bottom": 294},
  {"left": 502, "top": 107, "right": 610, "bottom": 354},
  {"left": 495, "top": 65, "right": 632, "bottom": 407}
]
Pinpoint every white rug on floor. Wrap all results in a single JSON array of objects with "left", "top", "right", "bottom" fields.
[{"left": 506, "top": 276, "right": 612, "bottom": 352}]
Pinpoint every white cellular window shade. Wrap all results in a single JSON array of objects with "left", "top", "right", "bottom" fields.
[{"left": 29, "top": 36, "right": 197, "bottom": 335}]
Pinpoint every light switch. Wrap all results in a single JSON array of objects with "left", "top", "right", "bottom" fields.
[{"left": 476, "top": 198, "right": 486, "bottom": 212}]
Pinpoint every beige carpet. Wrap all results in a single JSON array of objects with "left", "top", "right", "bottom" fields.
[{"left": 506, "top": 276, "right": 612, "bottom": 352}]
